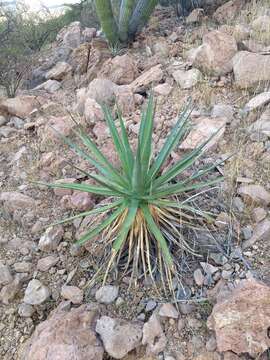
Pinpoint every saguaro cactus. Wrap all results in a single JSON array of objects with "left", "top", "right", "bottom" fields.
[{"left": 95, "top": 0, "right": 158, "bottom": 45}]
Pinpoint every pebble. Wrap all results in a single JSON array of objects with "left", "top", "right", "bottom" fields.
[
  {"left": 38, "top": 226, "right": 64, "bottom": 252},
  {"left": 37, "top": 256, "right": 59, "bottom": 272},
  {"left": 0, "top": 262, "right": 13, "bottom": 285},
  {"left": 252, "top": 207, "right": 267, "bottom": 223},
  {"left": 194, "top": 268, "right": 205, "bottom": 286},
  {"left": 61, "top": 285, "right": 83, "bottom": 304},
  {"left": 177, "top": 318, "right": 186, "bottom": 332},
  {"left": 159, "top": 303, "right": 179, "bottom": 319},
  {"left": 145, "top": 299, "right": 157, "bottom": 312},
  {"left": 209, "top": 253, "right": 228, "bottom": 266},
  {"left": 13, "top": 262, "right": 32, "bottom": 273},
  {"left": 206, "top": 335, "right": 217, "bottom": 352},
  {"left": 95, "top": 285, "right": 119, "bottom": 304},
  {"left": 200, "top": 262, "right": 219, "bottom": 275},
  {"left": 23, "top": 279, "right": 50, "bottom": 305},
  {"left": 18, "top": 303, "right": 35, "bottom": 317},
  {"left": 179, "top": 302, "right": 196, "bottom": 315}
]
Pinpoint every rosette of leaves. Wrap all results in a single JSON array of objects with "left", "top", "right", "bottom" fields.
[{"left": 40, "top": 96, "right": 223, "bottom": 290}]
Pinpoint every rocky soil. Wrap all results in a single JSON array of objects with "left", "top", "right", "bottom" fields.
[{"left": 0, "top": 1, "right": 270, "bottom": 359}]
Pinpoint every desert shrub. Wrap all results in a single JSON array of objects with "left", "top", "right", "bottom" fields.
[{"left": 40, "top": 97, "right": 224, "bottom": 290}]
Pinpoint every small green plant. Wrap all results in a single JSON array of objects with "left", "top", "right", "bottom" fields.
[{"left": 40, "top": 97, "right": 223, "bottom": 290}]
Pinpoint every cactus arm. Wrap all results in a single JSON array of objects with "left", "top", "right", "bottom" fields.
[
  {"left": 128, "top": 0, "right": 158, "bottom": 38},
  {"left": 95, "top": 0, "right": 119, "bottom": 45},
  {"left": 119, "top": 0, "right": 135, "bottom": 42}
]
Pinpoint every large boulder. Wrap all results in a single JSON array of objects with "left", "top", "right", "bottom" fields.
[
  {"left": 207, "top": 278, "right": 270, "bottom": 356},
  {"left": 0, "top": 96, "right": 38, "bottom": 118},
  {"left": 19, "top": 305, "right": 104, "bottom": 360},
  {"left": 213, "top": 0, "right": 245, "bottom": 23},
  {"left": 188, "top": 30, "right": 237, "bottom": 76},
  {"left": 98, "top": 54, "right": 138, "bottom": 85},
  {"left": 57, "top": 21, "right": 82, "bottom": 49},
  {"left": 233, "top": 51, "right": 270, "bottom": 89}
]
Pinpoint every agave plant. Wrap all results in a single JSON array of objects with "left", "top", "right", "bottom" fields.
[
  {"left": 41, "top": 97, "right": 223, "bottom": 290},
  {"left": 95, "top": 0, "right": 158, "bottom": 45}
]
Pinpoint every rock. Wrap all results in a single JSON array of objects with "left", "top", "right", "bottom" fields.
[
  {"left": 173, "top": 68, "right": 202, "bottom": 89},
  {"left": 70, "top": 191, "right": 94, "bottom": 211},
  {"left": 58, "top": 21, "right": 82, "bottom": 49},
  {"left": 23, "top": 279, "right": 50, "bottom": 305},
  {"left": 207, "top": 278, "right": 270, "bottom": 356},
  {"left": 96, "top": 316, "right": 142, "bottom": 359},
  {"left": 180, "top": 117, "right": 226, "bottom": 150},
  {"left": 189, "top": 30, "right": 237, "bottom": 76},
  {"left": 152, "top": 39, "right": 170, "bottom": 58},
  {"left": 194, "top": 268, "right": 205, "bottom": 286},
  {"left": 0, "top": 115, "right": 7, "bottom": 126},
  {"left": 46, "top": 61, "right": 72, "bottom": 80},
  {"left": 223, "top": 352, "right": 242, "bottom": 360},
  {"left": 186, "top": 8, "right": 204, "bottom": 24},
  {"left": 153, "top": 83, "right": 173, "bottom": 96},
  {"left": 248, "top": 107, "right": 270, "bottom": 137},
  {"left": 0, "top": 262, "right": 13, "bottom": 286},
  {"left": 242, "top": 219, "right": 270, "bottom": 249},
  {"left": 241, "top": 39, "right": 266, "bottom": 53},
  {"left": 213, "top": 0, "right": 244, "bottom": 23},
  {"left": 99, "top": 54, "right": 137, "bottom": 85},
  {"left": 0, "top": 126, "right": 16, "bottom": 138},
  {"left": 39, "top": 79, "right": 61, "bottom": 93},
  {"left": 159, "top": 303, "right": 179, "bottom": 319},
  {"left": 206, "top": 335, "right": 217, "bottom": 352},
  {"left": 20, "top": 305, "right": 103, "bottom": 360},
  {"left": 193, "top": 352, "right": 221, "bottom": 360},
  {"left": 179, "top": 302, "right": 196, "bottom": 314},
  {"left": 9, "top": 116, "right": 24, "bottom": 129},
  {"left": 87, "top": 78, "right": 117, "bottom": 105},
  {"left": 39, "top": 226, "right": 64, "bottom": 252},
  {"left": 130, "top": 64, "right": 163, "bottom": 93},
  {"left": 37, "top": 256, "right": 59, "bottom": 272},
  {"left": 0, "top": 278, "right": 20, "bottom": 305},
  {"left": 82, "top": 27, "right": 96, "bottom": 42},
  {"left": 69, "top": 43, "right": 91, "bottom": 75},
  {"left": 244, "top": 92, "right": 270, "bottom": 112},
  {"left": 43, "top": 116, "right": 74, "bottom": 141},
  {"left": 145, "top": 300, "right": 157, "bottom": 312},
  {"left": 61, "top": 285, "right": 83, "bottom": 304},
  {"left": 212, "top": 104, "right": 234, "bottom": 123},
  {"left": 142, "top": 314, "right": 167, "bottom": 355},
  {"left": 0, "top": 96, "right": 38, "bottom": 118},
  {"left": 200, "top": 262, "right": 219, "bottom": 275},
  {"left": 0, "top": 192, "right": 36, "bottom": 213},
  {"left": 238, "top": 184, "right": 270, "bottom": 205},
  {"left": 233, "top": 52, "right": 270, "bottom": 89},
  {"left": 252, "top": 207, "right": 267, "bottom": 223},
  {"left": 95, "top": 285, "right": 119, "bottom": 304},
  {"left": 114, "top": 85, "right": 136, "bottom": 115},
  {"left": 14, "top": 262, "right": 32, "bottom": 273},
  {"left": 84, "top": 98, "right": 104, "bottom": 125},
  {"left": 18, "top": 303, "right": 35, "bottom": 317}
]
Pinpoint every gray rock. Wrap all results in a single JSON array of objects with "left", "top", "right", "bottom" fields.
[
  {"left": 212, "top": 104, "right": 234, "bottom": 123},
  {"left": 173, "top": 68, "right": 203, "bottom": 89},
  {"left": 18, "top": 303, "right": 35, "bottom": 317},
  {"left": 159, "top": 303, "right": 179, "bottom": 319},
  {"left": 14, "top": 262, "right": 32, "bottom": 273},
  {"left": 23, "top": 279, "right": 50, "bottom": 305},
  {"left": 0, "top": 262, "right": 13, "bottom": 286},
  {"left": 248, "top": 107, "right": 270, "bottom": 137},
  {"left": 194, "top": 268, "right": 205, "bottom": 286},
  {"left": 243, "top": 219, "right": 270, "bottom": 250},
  {"left": 238, "top": 184, "right": 270, "bottom": 205},
  {"left": 95, "top": 285, "right": 119, "bottom": 304},
  {"left": 0, "top": 126, "right": 16, "bottom": 138},
  {"left": 244, "top": 92, "right": 270, "bottom": 112},
  {"left": 0, "top": 278, "right": 20, "bottom": 305},
  {"left": 200, "top": 262, "right": 219, "bottom": 275},
  {"left": 96, "top": 316, "right": 142, "bottom": 359},
  {"left": 9, "top": 116, "right": 24, "bottom": 129},
  {"left": 39, "top": 226, "right": 64, "bottom": 252},
  {"left": 210, "top": 253, "right": 228, "bottom": 265},
  {"left": 37, "top": 256, "right": 59, "bottom": 272},
  {"left": 145, "top": 299, "right": 157, "bottom": 312},
  {"left": 206, "top": 335, "right": 217, "bottom": 352},
  {"left": 252, "top": 208, "right": 267, "bottom": 223},
  {"left": 61, "top": 285, "right": 83, "bottom": 304},
  {"left": 87, "top": 78, "right": 117, "bottom": 105},
  {"left": 142, "top": 314, "right": 167, "bottom": 355},
  {"left": 0, "top": 115, "right": 8, "bottom": 126}
]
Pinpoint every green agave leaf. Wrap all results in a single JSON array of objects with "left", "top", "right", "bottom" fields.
[
  {"left": 50, "top": 199, "right": 124, "bottom": 227},
  {"left": 141, "top": 203, "right": 174, "bottom": 267},
  {"left": 147, "top": 99, "right": 192, "bottom": 184},
  {"left": 132, "top": 141, "right": 143, "bottom": 195},
  {"left": 36, "top": 181, "right": 119, "bottom": 197},
  {"left": 144, "top": 177, "right": 223, "bottom": 199},
  {"left": 76, "top": 202, "right": 126, "bottom": 246},
  {"left": 102, "top": 105, "right": 132, "bottom": 179},
  {"left": 112, "top": 199, "right": 139, "bottom": 252}
]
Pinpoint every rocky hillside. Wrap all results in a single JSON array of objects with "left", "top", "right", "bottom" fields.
[{"left": 0, "top": 1, "right": 270, "bottom": 359}]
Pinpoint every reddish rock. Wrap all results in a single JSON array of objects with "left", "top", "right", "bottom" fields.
[
  {"left": 207, "top": 278, "right": 270, "bottom": 356},
  {"left": 189, "top": 30, "right": 237, "bottom": 76},
  {"left": 53, "top": 178, "right": 76, "bottom": 196},
  {"left": 19, "top": 305, "right": 103, "bottom": 360},
  {"left": 0, "top": 96, "right": 38, "bottom": 118},
  {"left": 70, "top": 191, "right": 94, "bottom": 211},
  {"left": 84, "top": 98, "right": 104, "bottom": 125},
  {"left": 99, "top": 54, "right": 137, "bottom": 85},
  {"left": 0, "top": 192, "right": 36, "bottom": 213},
  {"left": 242, "top": 219, "right": 270, "bottom": 249},
  {"left": 114, "top": 85, "right": 136, "bottom": 115},
  {"left": 142, "top": 314, "right": 167, "bottom": 355},
  {"left": 213, "top": 0, "right": 244, "bottom": 23},
  {"left": 61, "top": 285, "right": 83, "bottom": 304},
  {"left": 130, "top": 64, "right": 164, "bottom": 93},
  {"left": 46, "top": 62, "right": 72, "bottom": 81}
]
